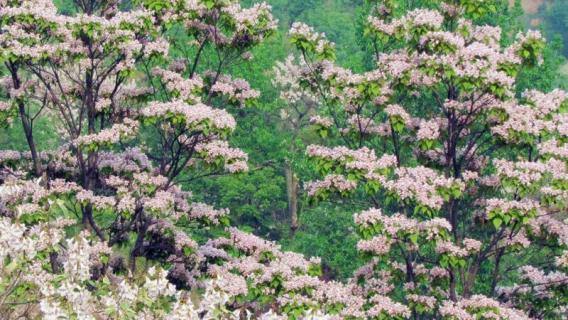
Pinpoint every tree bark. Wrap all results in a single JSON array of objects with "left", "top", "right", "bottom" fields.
[
  {"left": 130, "top": 213, "right": 149, "bottom": 272},
  {"left": 18, "top": 100, "right": 42, "bottom": 177},
  {"left": 490, "top": 247, "right": 505, "bottom": 295},
  {"left": 285, "top": 162, "right": 299, "bottom": 231},
  {"left": 7, "top": 63, "right": 42, "bottom": 177},
  {"left": 463, "top": 259, "right": 480, "bottom": 298}
]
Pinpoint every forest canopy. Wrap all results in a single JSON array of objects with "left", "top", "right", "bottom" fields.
[{"left": 0, "top": 0, "right": 567, "bottom": 319}]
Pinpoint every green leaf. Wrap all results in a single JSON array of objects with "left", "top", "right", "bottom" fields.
[{"left": 492, "top": 217, "right": 503, "bottom": 229}]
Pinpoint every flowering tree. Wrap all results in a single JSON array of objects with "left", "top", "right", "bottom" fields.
[
  {"left": 0, "top": 1, "right": 403, "bottom": 319},
  {"left": 0, "top": 1, "right": 343, "bottom": 318},
  {"left": 1, "top": 0, "right": 567, "bottom": 319},
  {"left": 283, "top": 0, "right": 568, "bottom": 318},
  {"left": 272, "top": 55, "right": 323, "bottom": 230},
  {"left": 0, "top": 0, "right": 271, "bottom": 256},
  {"left": 0, "top": 178, "right": 345, "bottom": 319}
]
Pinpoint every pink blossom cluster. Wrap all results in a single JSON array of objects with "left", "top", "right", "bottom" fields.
[
  {"left": 357, "top": 235, "right": 392, "bottom": 255},
  {"left": 462, "top": 238, "right": 482, "bottom": 252},
  {"left": 98, "top": 148, "right": 152, "bottom": 174},
  {"left": 0, "top": 150, "right": 22, "bottom": 164},
  {"left": 501, "top": 230, "right": 531, "bottom": 249},
  {"left": 436, "top": 240, "right": 468, "bottom": 257},
  {"left": 74, "top": 119, "right": 138, "bottom": 149},
  {"left": 15, "top": 203, "right": 40, "bottom": 217},
  {"left": 76, "top": 190, "right": 116, "bottom": 210},
  {"left": 319, "top": 60, "right": 358, "bottom": 85},
  {"left": 556, "top": 251, "right": 568, "bottom": 269},
  {"left": 143, "top": 190, "right": 175, "bottom": 214},
  {"left": 518, "top": 265, "right": 568, "bottom": 292},
  {"left": 116, "top": 195, "right": 135, "bottom": 214},
  {"left": 306, "top": 144, "right": 397, "bottom": 178},
  {"left": 143, "top": 37, "right": 170, "bottom": 58},
  {"left": 354, "top": 208, "right": 452, "bottom": 243},
  {"left": 494, "top": 159, "right": 548, "bottom": 185},
  {"left": 224, "top": 227, "right": 280, "bottom": 256},
  {"left": 304, "top": 174, "right": 357, "bottom": 197},
  {"left": 377, "top": 51, "right": 414, "bottom": 80},
  {"left": 0, "top": 1, "right": 65, "bottom": 60},
  {"left": 491, "top": 92, "right": 567, "bottom": 140},
  {"left": 369, "top": 9, "right": 443, "bottom": 37},
  {"left": 353, "top": 208, "right": 385, "bottom": 228},
  {"left": 289, "top": 22, "right": 335, "bottom": 56},
  {"left": 209, "top": 74, "right": 260, "bottom": 106},
  {"left": 222, "top": 2, "right": 277, "bottom": 34},
  {"left": 522, "top": 89, "right": 567, "bottom": 116},
  {"left": 272, "top": 55, "right": 320, "bottom": 105},
  {"left": 367, "top": 295, "right": 411, "bottom": 318},
  {"left": 0, "top": 101, "right": 11, "bottom": 112},
  {"left": 367, "top": 16, "right": 396, "bottom": 35},
  {"left": 132, "top": 172, "right": 168, "bottom": 189},
  {"left": 405, "top": 9, "right": 444, "bottom": 30},
  {"left": 372, "top": 22, "right": 533, "bottom": 97},
  {"left": 2, "top": 7, "right": 163, "bottom": 71},
  {"left": 385, "top": 104, "right": 412, "bottom": 124},
  {"left": 152, "top": 67, "right": 203, "bottom": 102},
  {"left": 527, "top": 215, "right": 568, "bottom": 246},
  {"left": 188, "top": 202, "right": 229, "bottom": 224},
  {"left": 485, "top": 198, "right": 539, "bottom": 216},
  {"left": 513, "top": 30, "right": 545, "bottom": 65},
  {"left": 440, "top": 295, "right": 530, "bottom": 320},
  {"left": 470, "top": 24, "right": 502, "bottom": 48},
  {"left": 141, "top": 100, "right": 236, "bottom": 132},
  {"left": 493, "top": 102, "right": 541, "bottom": 137},
  {"left": 440, "top": 3, "right": 461, "bottom": 17},
  {"left": 416, "top": 119, "right": 441, "bottom": 140},
  {"left": 195, "top": 140, "right": 249, "bottom": 173},
  {"left": 538, "top": 139, "right": 568, "bottom": 159},
  {"left": 420, "top": 31, "right": 465, "bottom": 52},
  {"left": 200, "top": 229, "right": 377, "bottom": 318},
  {"left": 384, "top": 166, "right": 464, "bottom": 210},
  {"left": 49, "top": 179, "right": 82, "bottom": 195}
]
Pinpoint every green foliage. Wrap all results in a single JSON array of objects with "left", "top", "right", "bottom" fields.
[
  {"left": 0, "top": 110, "right": 59, "bottom": 151},
  {"left": 280, "top": 205, "right": 360, "bottom": 279},
  {"left": 534, "top": 0, "right": 568, "bottom": 57}
]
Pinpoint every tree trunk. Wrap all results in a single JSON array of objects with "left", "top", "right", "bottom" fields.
[
  {"left": 130, "top": 213, "right": 149, "bottom": 272},
  {"left": 18, "top": 100, "right": 42, "bottom": 177},
  {"left": 285, "top": 162, "right": 299, "bottom": 231},
  {"left": 82, "top": 204, "right": 105, "bottom": 240},
  {"left": 449, "top": 270, "right": 458, "bottom": 301},
  {"left": 490, "top": 248, "right": 505, "bottom": 295},
  {"left": 7, "top": 63, "right": 42, "bottom": 177},
  {"left": 463, "top": 259, "right": 480, "bottom": 298}
]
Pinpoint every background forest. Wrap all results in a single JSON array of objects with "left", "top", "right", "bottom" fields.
[{"left": 1, "top": 0, "right": 567, "bottom": 280}]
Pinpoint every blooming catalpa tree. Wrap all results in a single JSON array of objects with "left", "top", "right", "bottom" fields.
[
  {"left": 138, "top": 0, "right": 277, "bottom": 180},
  {"left": 284, "top": 0, "right": 568, "bottom": 318},
  {"left": 0, "top": 1, "right": 336, "bottom": 318},
  {"left": 272, "top": 54, "right": 323, "bottom": 230},
  {"left": 0, "top": 0, "right": 269, "bottom": 262},
  {"left": 0, "top": 178, "right": 357, "bottom": 319},
  {"left": 0, "top": 1, "right": 404, "bottom": 319}
]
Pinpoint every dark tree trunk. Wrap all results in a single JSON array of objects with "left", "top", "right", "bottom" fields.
[
  {"left": 285, "top": 162, "right": 299, "bottom": 231},
  {"left": 7, "top": 63, "right": 42, "bottom": 177}
]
